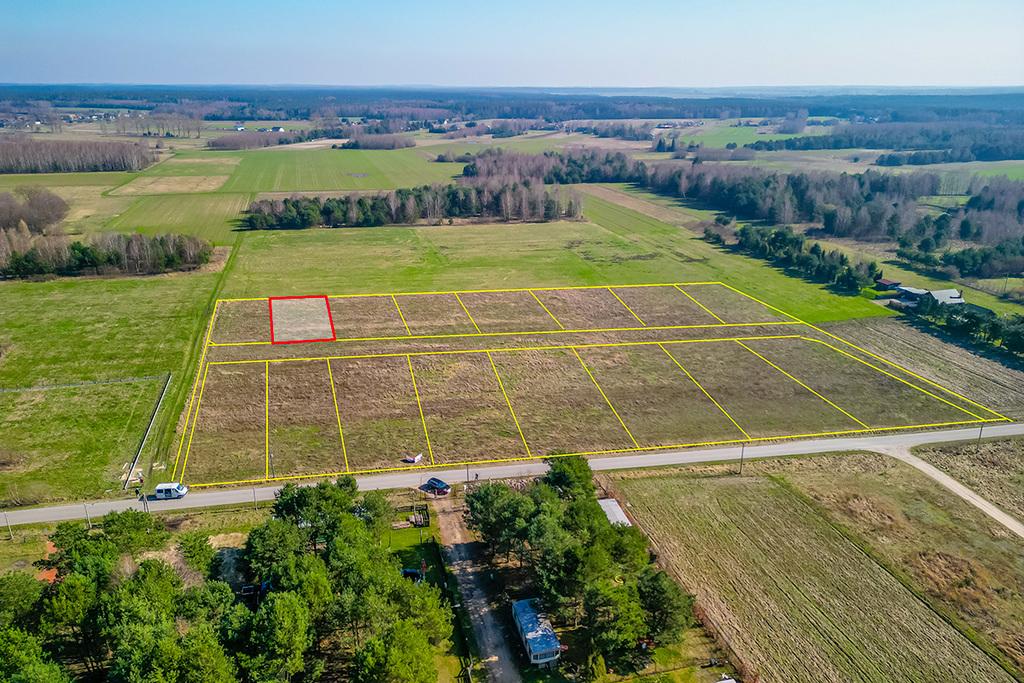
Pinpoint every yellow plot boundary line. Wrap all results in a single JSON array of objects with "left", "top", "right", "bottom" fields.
[
  {"left": 180, "top": 281, "right": 1009, "bottom": 485},
  {"left": 207, "top": 320, "right": 801, "bottom": 347},
  {"left": 454, "top": 292, "right": 482, "bottom": 333},
  {"left": 802, "top": 338, "right": 985, "bottom": 420},
  {"left": 406, "top": 356, "right": 435, "bottom": 465},
  {"left": 215, "top": 282, "right": 729, "bottom": 304},
  {"left": 391, "top": 295, "right": 412, "bottom": 335},
  {"left": 177, "top": 362, "right": 210, "bottom": 484},
  {"left": 529, "top": 289, "right": 564, "bottom": 329},
  {"left": 486, "top": 352, "right": 532, "bottom": 458},
  {"left": 658, "top": 343, "right": 751, "bottom": 440},
  {"left": 172, "top": 300, "right": 220, "bottom": 480},
  {"left": 325, "top": 360, "right": 350, "bottom": 473},
  {"left": 608, "top": 287, "right": 646, "bottom": 326},
  {"left": 572, "top": 347, "right": 640, "bottom": 448},
  {"left": 206, "top": 335, "right": 804, "bottom": 366},
  {"left": 674, "top": 285, "right": 726, "bottom": 324},
  {"left": 264, "top": 361, "right": 270, "bottom": 480},
  {"left": 735, "top": 340, "right": 869, "bottom": 429},
  {"left": 184, "top": 416, "right": 998, "bottom": 487},
  {"left": 180, "top": 333, "right": 1005, "bottom": 485},
  {"left": 716, "top": 282, "right": 1010, "bottom": 421}
]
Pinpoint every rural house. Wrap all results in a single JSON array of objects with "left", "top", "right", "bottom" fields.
[{"left": 512, "top": 599, "right": 561, "bottom": 667}]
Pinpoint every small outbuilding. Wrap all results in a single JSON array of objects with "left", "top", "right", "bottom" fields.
[
  {"left": 512, "top": 599, "right": 561, "bottom": 667},
  {"left": 598, "top": 498, "right": 632, "bottom": 526},
  {"left": 875, "top": 277, "right": 901, "bottom": 289}
]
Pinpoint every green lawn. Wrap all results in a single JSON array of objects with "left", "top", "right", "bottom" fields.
[
  {"left": 218, "top": 148, "right": 464, "bottom": 193},
  {"left": 679, "top": 119, "right": 832, "bottom": 149},
  {"left": 0, "top": 272, "right": 220, "bottom": 504},
  {"left": 109, "top": 192, "right": 253, "bottom": 243}
]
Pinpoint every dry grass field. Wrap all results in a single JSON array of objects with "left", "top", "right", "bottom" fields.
[
  {"left": 916, "top": 438, "right": 1024, "bottom": 521},
  {"left": 170, "top": 282, "right": 1004, "bottom": 487},
  {"left": 608, "top": 453, "right": 1024, "bottom": 682}
]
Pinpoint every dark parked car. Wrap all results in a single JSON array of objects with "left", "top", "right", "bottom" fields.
[{"left": 423, "top": 477, "right": 451, "bottom": 495}]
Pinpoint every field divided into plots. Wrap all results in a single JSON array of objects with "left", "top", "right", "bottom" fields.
[{"left": 170, "top": 282, "right": 1009, "bottom": 487}]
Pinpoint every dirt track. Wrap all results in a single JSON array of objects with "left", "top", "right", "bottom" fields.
[{"left": 434, "top": 497, "right": 523, "bottom": 683}]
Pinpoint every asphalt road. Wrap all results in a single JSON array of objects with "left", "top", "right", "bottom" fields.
[{"left": 5, "top": 422, "right": 1023, "bottom": 531}]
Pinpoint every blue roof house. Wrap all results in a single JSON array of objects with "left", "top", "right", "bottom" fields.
[{"left": 512, "top": 599, "right": 561, "bottom": 667}]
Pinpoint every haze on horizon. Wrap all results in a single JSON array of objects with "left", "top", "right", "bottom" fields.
[{"left": 2, "top": 0, "right": 1022, "bottom": 88}]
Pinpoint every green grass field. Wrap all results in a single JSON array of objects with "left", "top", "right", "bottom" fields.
[
  {"left": 218, "top": 148, "right": 464, "bottom": 193},
  {"left": 611, "top": 455, "right": 1021, "bottom": 682},
  {"left": 219, "top": 195, "right": 888, "bottom": 324},
  {"left": 0, "top": 271, "right": 220, "bottom": 504},
  {"left": 108, "top": 192, "right": 253, "bottom": 242},
  {"left": 678, "top": 119, "right": 832, "bottom": 149}
]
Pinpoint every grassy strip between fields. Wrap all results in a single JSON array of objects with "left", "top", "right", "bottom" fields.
[{"left": 146, "top": 234, "right": 243, "bottom": 483}]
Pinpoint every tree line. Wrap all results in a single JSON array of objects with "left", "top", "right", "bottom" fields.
[
  {"left": 0, "top": 229, "right": 211, "bottom": 279},
  {"left": 0, "top": 479, "right": 453, "bottom": 682},
  {"left": 207, "top": 122, "right": 406, "bottom": 150},
  {"left": 0, "top": 138, "right": 155, "bottom": 173},
  {"left": 244, "top": 183, "right": 582, "bottom": 229},
  {"left": 745, "top": 122, "right": 1024, "bottom": 165},
  {"left": 339, "top": 134, "right": 414, "bottom": 150},
  {"left": 910, "top": 295, "right": 1024, "bottom": 355},
  {"left": 0, "top": 186, "right": 69, "bottom": 233},
  {"left": 466, "top": 457, "right": 693, "bottom": 680},
  {"left": 718, "top": 224, "right": 881, "bottom": 292},
  {"left": 465, "top": 149, "right": 1024, "bottom": 271}
]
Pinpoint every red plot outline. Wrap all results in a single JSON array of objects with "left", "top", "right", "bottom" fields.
[{"left": 268, "top": 295, "right": 337, "bottom": 345}]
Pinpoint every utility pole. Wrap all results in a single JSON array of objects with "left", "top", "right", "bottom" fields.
[
  {"left": 84, "top": 504, "right": 92, "bottom": 529},
  {"left": 738, "top": 442, "right": 746, "bottom": 476},
  {"left": 977, "top": 423, "right": 985, "bottom": 447},
  {"left": 253, "top": 487, "right": 258, "bottom": 511},
  {"left": 4, "top": 512, "right": 12, "bottom": 541}
]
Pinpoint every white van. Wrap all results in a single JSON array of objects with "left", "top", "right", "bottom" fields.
[{"left": 154, "top": 482, "right": 189, "bottom": 500}]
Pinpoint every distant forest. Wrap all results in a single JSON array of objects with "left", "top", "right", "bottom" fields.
[
  {"left": 747, "top": 122, "right": 1024, "bottom": 164},
  {"left": 3, "top": 84, "right": 1023, "bottom": 123},
  {"left": 467, "top": 149, "right": 1024, "bottom": 278}
]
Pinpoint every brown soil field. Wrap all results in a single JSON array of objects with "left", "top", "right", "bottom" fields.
[
  {"left": 329, "top": 295, "right": 408, "bottom": 340},
  {"left": 532, "top": 287, "right": 645, "bottom": 329},
  {"left": 578, "top": 344, "right": 746, "bottom": 446},
  {"left": 269, "top": 297, "right": 334, "bottom": 342},
  {"left": 212, "top": 299, "right": 270, "bottom": 344},
  {"left": 611, "top": 284, "right": 721, "bottom": 327},
  {"left": 742, "top": 336, "right": 977, "bottom": 428},
  {"left": 110, "top": 175, "right": 229, "bottom": 195},
  {"left": 411, "top": 353, "right": 528, "bottom": 463},
  {"left": 185, "top": 364, "right": 267, "bottom": 483},
  {"left": 490, "top": 348, "right": 638, "bottom": 455},
  {"left": 825, "top": 318, "right": 1024, "bottom": 418},
  {"left": 457, "top": 290, "right": 560, "bottom": 333},
  {"left": 668, "top": 340, "right": 865, "bottom": 437},
  {"left": 176, "top": 285, "right": 1004, "bottom": 486},
  {"left": 393, "top": 293, "right": 478, "bottom": 336},
  {"left": 329, "top": 356, "right": 427, "bottom": 472},
  {"left": 267, "top": 360, "right": 345, "bottom": 476},
  {"left": 680, "top": 284, "right": 790, "bottom": 323}
]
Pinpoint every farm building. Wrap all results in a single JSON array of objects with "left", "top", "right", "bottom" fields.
[
  {"left": 512, "top": 599, "right": 561, "bottom": 667},
  {"left": 874, "top": 277, "right": 901, "bottom": 289},
  {"left": 894, "top": 286, "right": 965, "bottom": 307}
]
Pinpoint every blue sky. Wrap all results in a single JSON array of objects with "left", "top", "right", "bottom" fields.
[{"left": 2, "top": 0, "right": 1022, "bottom": 86}]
